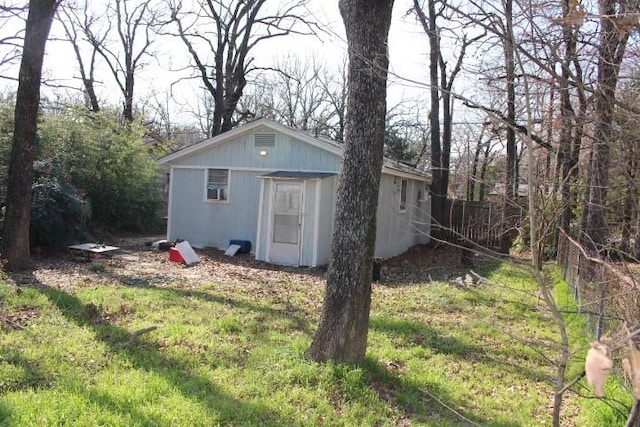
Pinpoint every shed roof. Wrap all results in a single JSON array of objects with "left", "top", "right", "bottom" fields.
[
  {"left": 260, "top": 171, "right": 337, "bottom": 180},
  {"left": 158, "top": 118, "right": 431, "bottom": 182}
]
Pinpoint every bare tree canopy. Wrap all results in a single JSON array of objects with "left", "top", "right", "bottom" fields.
[
  {"left": 164, "top": 0, "right": 318, "bottom": 136},
  {"left": 55, "top": 0, "right": 160, "bottom": 120},
  {"left": 236, "top": 54, "right": 347, "bottom": 140},
  {"left": 57, "top": 2, "right": 103, "bottom": 111},
  {"left": 0, "top": 3, "right": 28, "bottom": 79}
]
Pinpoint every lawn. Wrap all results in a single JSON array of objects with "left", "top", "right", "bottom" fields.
[{"left": 0, "top": 243, "right": 631, "bottom": 426}]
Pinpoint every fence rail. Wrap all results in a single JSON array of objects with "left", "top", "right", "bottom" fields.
[{"left": 557, "top": 230, "right": 640, "bottom": 338}]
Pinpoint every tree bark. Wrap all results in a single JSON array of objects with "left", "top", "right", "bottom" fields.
[
  {"left": 559, "top": 0, "right": 577, "bottom": 233},
  {"left": 581, "top": 0, "right": 629, "bottom": 253},
  {"left": 424, "top": 0, "right": 443, "bottom": 228},
  {"left": 625, "top": 399, "right": 640, "bottom": 427},
  {"left": 412, "top": 0, "right": 443, "bottom": 227},
  {"left": 2, "top": 0, "right": 58, "bottom": 271},
  {"left": 500, "top": 0, "right": 517, "bottom": 254},
  {"left": 306, "top": 0, "right": 394, "bottom": 364}
]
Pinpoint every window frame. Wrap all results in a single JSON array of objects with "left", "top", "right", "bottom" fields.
[
  {"left": 205, "top": 168, "right": 230, "bottom": 203},
  {"left": 399, "top": 178, "right": 408, "bottom": 212}
]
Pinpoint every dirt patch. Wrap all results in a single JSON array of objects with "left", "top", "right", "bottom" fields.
[
  {"left": 0, "top": 306, "right": 40, "bottom": 331},
  {"left": 6, "top": 236, "right": 326, "bottom": 292},
  {"left": 380, "top": 242, "right": 500, "bottom": 284},
  {"left": 3, "top": 237, "right": 487, "bottom": 292}
]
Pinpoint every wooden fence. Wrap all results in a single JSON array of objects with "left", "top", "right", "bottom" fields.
[
  {"left": 557, "top": 230, "right": 640, "bottom": 338},
  {"left": 433, "top": 199, "right": 523, "bottom": 249}
]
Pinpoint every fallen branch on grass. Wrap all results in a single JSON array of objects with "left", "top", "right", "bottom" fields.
[
  {"left": 0, "top": 314, "right": 26, "bottom": 330},
  {"left": 123, "top": 326, "right": 158, "bottom": 348}
]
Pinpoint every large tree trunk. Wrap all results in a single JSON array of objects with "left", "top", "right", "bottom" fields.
[
  {"left": 427, "top": 0, "right": 444, "bottom": 229},
  {"left": 2, "top": 0, "right": 58, "bottom": 271},
  {"left": 581, "top": 0, "right": 629, "bottom": 253},
  {"left": 500, "top": 0, "right": 517, "bottom": 253},
  {"left": 413, "top": 0, "right": 443, "bottom": 228},
  {"left": 123, "top": 60, "right": 134, "bottom": 122},
  {"left": 621, "top": 143, "right": 638, "bottom": 256},
  {"left": 306, "top": 0, "right": 394, "bottom": 364},
  {"left": 559, "top": 0, "right": 577, "bottom": 233}
]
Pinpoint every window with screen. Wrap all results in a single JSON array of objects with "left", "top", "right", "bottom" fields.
[{"left": 207, "top": 169, "right": 229, "bottom": 201}]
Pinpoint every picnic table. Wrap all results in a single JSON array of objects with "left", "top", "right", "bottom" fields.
[{"left": 68, "top": 243, "right": 119, "bottom": 260}]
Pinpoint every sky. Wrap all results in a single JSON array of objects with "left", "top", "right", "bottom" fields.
[
  {"left": 4, "top": 0, "right": 435, "bottom": 125},
  {"left": 274, "top": 0, "right": 433, "bottom": 98}
]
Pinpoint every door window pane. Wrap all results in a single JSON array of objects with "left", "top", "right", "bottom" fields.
[{"left": 273, "top": 184, "right": 301, "bottom": 244}]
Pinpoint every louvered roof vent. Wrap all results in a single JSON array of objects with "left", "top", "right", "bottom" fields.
[{"left": 254, "top": 133, "right": 275, "bottom": 147}]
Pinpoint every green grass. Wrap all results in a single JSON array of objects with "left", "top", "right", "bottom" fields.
[
  {"left": 0, "top": 260, "right": 630, "bottom": 426},
  {"left": 551, "top": 269, "right": 634, "bottom": 426}
]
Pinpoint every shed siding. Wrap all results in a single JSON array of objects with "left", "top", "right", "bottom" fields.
[
  {"left": 255, "top": 179, "right": 271, "bottom": 261},
  {"left": 375, "top": 175, "right": 424, "bottom": 258},
  {"left": 316, "top": 176, "right": 336, "bottom": 265},
  {"left": 172, "top": 127, "right": 340, "bottom": 172},
  {"left": 300, "top": 181, "right": 315, "bottom": 267},
  {"left": 413, "top": 183, "right": 431, "bottom": 245},
  {"left": 168, "top": 167, "right": 260, "bottom": 249},
  {"left": 162, "top": 120, "right": 431, "bottom": 266}
]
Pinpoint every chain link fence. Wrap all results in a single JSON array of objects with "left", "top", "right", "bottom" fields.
[{"left": 557, "top": 230, "right": 640, "bottom": 338}]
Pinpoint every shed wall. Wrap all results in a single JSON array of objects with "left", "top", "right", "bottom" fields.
[
  {"left": 374, "top": 175, "right": 430, "bottom": 258},
  {"left": 315, "top": 176, "right": 336, "bottom": 265},
  {"left": 163, "top": 122, "right": 431, "bottom": 265},
  {"left": 171, "top": 126, "right": 340, "bottom": 172},
  {"left": 168, "top": 167, "right": 260, "bottom": 249}
]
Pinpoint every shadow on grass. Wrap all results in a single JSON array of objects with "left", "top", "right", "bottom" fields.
[
  {"left": 0, "top": 350, "right": 51, "bottom": 394},
  {"left": 5, "top": 272, "right": 289, "bottom": 427},
  {"left": 0, "top": 353, "right": 167, "bottom": 426},
  {"left": 76, "top": 385, "right": 169, "bottom": 426},
  {"left": 164, "top": 286, "right": 314, "bottom": 336},
  {"left": 0, "top": 401, "right": 12, "bottom": 425},
  {"left": 370, "top": 316, "right": 552, "bottom": 384},
  {"left": 93, "top": 265, "right": 315, "bottom": 337},
  {"left": 359, "top": 357, "right": 524, "bottom": 427}
]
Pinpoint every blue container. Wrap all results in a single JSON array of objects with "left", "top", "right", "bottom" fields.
[{"left": 229, "top": 240, "right": 251, "bottom": 253}]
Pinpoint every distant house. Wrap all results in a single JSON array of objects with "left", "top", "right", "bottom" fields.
[{"left": 158, "top": 119, "right": 431, "bottom": 267}]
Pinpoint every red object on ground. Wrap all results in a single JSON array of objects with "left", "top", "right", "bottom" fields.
[{"left": 169, "top": 247, "right": 184, "bottom": 264}]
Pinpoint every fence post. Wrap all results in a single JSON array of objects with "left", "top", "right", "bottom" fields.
[
  {"left": 595, "top": 267, "right": 606, "bottom": 340},
  {"left": 462, "top": 201, "right": 466, "bottom": 241},
  {"left": 488, "top": 204, "right": 492, "bottom": 246}
]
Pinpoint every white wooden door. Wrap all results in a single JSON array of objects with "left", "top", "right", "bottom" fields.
[{"left": 269, "top": 182, "right": 302, "bottom": 266}]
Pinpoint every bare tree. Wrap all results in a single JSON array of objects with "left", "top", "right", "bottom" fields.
[
  {"left": 74, "top": 0, "right": 159, "bottom": 121},
  {"left": 0, "top": 3, "right": 27, "bottom": 79},
  {"left": 612, "top": 82, "right": 640, "bottom": 259},
  {"left": 467, "top": 117, "right": 501, "bottom": 202},
  {"left": 384, "top": 99, "right": 431, "bottom": 166},
  {"left": 581, "top": 0, "right": 633, "bottom": 253},
  {"left": 557, "top": 0, "right": 584, "bottom": 233},
  {"left": 239, "top": 56, "right": 347, "bottom": 140},
  {"left": 316, "top": 58, "right": 347, "bottom": 141},
  {"left": 165, "top": 0, "right": 317, "bottom": 136},
  {"left": 267, "top": 55, "right": 338, "bottom": 134},
  {"left": 306, "top": 0, "right": 394, "bottom": 363},
  {"left": 57, "top": 2, "right": 102, "bottom": 112},
  {"left": 412, "top": 0, "right": 483, "bottom": 231},
  {"left": 2, "top": 0, "right": 59, "bottom": 270},
  {"left": 413, "top": 0, "right": 443, "bottom": 226}
]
